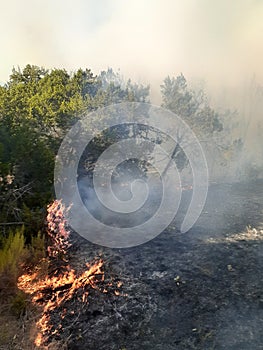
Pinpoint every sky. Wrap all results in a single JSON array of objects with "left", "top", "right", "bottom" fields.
[{"left": 1, "top": 0, "right": 263, "bottom": 106}]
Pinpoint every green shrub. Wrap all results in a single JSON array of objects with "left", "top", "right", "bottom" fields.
[{"left": 0, "top": 227, "right": 27, "bottom": 292}]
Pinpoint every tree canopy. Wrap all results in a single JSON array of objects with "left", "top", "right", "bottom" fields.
[
  {"left": 0, "top": 65, "right": 242, "bottom": 237},
  {"left": 0, "top": 65, "right": 149, "bottom": 232}
]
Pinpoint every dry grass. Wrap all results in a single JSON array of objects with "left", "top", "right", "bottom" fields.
[
  {"left": 0, "top": 300, "right": 67, "bottom": 350},
  {"left": 0, "top": 301, "right": 37, "bottom": 350},
  {"left": 206, "top": 225, "right": 263, "bottom": 244}
]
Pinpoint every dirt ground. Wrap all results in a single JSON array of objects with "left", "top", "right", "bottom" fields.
[{"left": 62, "top": 180, "right": 263, "bottom": 350}]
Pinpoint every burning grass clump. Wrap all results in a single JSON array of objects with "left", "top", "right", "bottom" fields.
[
  {"left": 17, "top": 259, "right": 113, "bottom": 347},
  {"left": 17, "top": 200, "right": 127, "bottom": 348},
  {"left": 46, "top": 200, "right": 71, "bottom": 260}
]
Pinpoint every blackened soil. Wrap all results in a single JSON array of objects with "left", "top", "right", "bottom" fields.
[{"left": 66, "top": 180, "right": 263, "bottom": 350}]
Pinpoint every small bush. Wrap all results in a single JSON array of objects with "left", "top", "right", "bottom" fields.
[{"left": 0, "top": 227, "right": 27, "bottom": 293}]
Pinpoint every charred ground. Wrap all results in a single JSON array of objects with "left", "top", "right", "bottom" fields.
[{"left": 60, "top": 179, "right": 263, "bottom": 350}]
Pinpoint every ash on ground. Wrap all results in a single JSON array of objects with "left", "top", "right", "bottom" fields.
[{"left": 49, "top": 180, "right": 263, "bottom": 350}]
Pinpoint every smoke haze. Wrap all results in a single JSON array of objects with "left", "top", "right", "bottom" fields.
[
  {"left": 1, "top": 0, "right": 263, "bottom": 93},
  {"left": 1, "top": 0, "right": 262, "bottom": 177}
]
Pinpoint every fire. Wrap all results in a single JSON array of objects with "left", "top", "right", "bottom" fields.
[
  {"left": 18, "top": 259, "right": 105, "bottom": 347},
  {"left": 46, "top": 200, "right": 71, "bottom": 258},
  {"left": 17, "top": 200, "right": 125, "bottom": 347},
  {"left": 35, "top": 333, "right": 43, "bottom": 347}
]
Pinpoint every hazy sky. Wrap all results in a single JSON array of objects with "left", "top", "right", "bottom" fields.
[{"left": 1, "top": 0, "right": 263, "bottom": 104}]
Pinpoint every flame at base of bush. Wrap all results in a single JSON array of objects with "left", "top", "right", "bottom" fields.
[
  {"left": 17, "top": 259, "right": 111, "bottom": 347},
  {"left": 17, "top": 200, "right": 125, "bottom": 347}
]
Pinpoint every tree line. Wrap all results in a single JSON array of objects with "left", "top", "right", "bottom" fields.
[{"left": 0, "top": 64, "right": 241, "bottom": 238}]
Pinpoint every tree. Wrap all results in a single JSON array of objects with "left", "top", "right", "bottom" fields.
[
  {"left": 161, "top": 74, "right": 223, "bottom": 137},
  {"left": 161, "top": 74, "right": 246, "bottom": 179},
  {"left": 0, "top": 65, "right": 151, "bottom": 234},
  {"left": 99, "top": 68, "right": 150, "bottom": 104}
]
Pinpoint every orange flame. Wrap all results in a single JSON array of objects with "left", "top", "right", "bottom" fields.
[
  {"left": 18, "top": 260, "right": 104, "bottom": 347},
  {"left": 46, "top": 200, "right": 71, "bottom": 258},
  {"left": 17, "top": 200, "right": 124, "bottom": 347}
]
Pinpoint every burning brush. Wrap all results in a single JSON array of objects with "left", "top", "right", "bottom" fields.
[
  {"left": 17, "top": 200, "right": 125, "bottom": 348},
  {"left": 46, "top": 200, "right": 71, "bottom": 260},
  {"left": 18, "top": 259, "right": 107, "bottom": 347}
]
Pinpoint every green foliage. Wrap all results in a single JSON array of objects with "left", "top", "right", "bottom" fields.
[
  {"left": 1, "top": 63, "right": 150, "bottom": 257},
  {"left": 161, "top": 74, "right": 247, "bottom": 176},
  {"left": 0, "top": 226, "right": 45, "bottom": 305},
  {"left": 99, "top": 68, "right": 150, "bottom": 103},
  {"left": 0, "top": 227, "right": 26, "bottom": 291},
  {"left": 161, "top": 74, "right": 223, "bottom": 137},
  {"left": 0, "top": 64, "right": 150, "bottom": 234},
  {"left": 11, "top": 290, "right": 27, "bottom": 316},
  {"left": 29, "top": 232, "right": 46, "bottom": 265}
]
